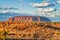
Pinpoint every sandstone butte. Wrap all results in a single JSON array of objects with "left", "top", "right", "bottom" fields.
[{"left": 8, "top": 16, "right": 40, "bottom": 22}]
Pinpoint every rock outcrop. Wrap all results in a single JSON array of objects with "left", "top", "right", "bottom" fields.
[
  {"left": 8, "top": 16, "right": 40, "bottom": 22},
  {"left": 8, "top": 16, "right": 51, "bottom": 22}
]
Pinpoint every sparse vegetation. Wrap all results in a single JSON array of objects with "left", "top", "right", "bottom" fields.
[{"left": 0, "top": 21, "right": 60, "bottom": 40}]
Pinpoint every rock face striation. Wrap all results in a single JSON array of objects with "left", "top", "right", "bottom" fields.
[
  {"left": 8, "top": 16, "right": 40, "bottom": 22},
  {"left": 8, "top": 16, "right": 51, "bottom": 22}
]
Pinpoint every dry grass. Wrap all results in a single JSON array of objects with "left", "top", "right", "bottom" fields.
[{"left": 0, "top": 21, "right": 60, "bottom": 40}]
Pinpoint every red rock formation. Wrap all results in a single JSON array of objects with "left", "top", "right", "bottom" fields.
[{"left": 8, "top": 16, "right": 40, "bottom": 22}]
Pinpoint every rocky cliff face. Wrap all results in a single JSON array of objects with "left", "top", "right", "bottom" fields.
[{"left": 8, "top": 16, "right": 40, "bottom": 22}]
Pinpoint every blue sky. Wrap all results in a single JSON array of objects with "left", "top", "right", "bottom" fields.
[{"left": 0, "top": 0, "right": 60, "bottom": 22}]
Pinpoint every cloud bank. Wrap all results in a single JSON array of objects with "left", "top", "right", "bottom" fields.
[
  {"left": 31, "top": 0, "right": 60, "bottom": 17},
  {"left": 0, "top": 6, "right": 18, "bottom": 10}
]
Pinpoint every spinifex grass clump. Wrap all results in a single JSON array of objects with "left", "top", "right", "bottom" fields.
[{"left": 0, "top": 28, "right": 5, "bottom": 40}]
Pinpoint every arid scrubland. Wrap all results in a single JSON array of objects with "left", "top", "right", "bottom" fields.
[{"left": 0, "top": 22, "right": 60, "bottom": 40}]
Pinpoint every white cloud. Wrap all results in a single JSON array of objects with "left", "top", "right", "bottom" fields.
[
  {"left": 49, "top": 14, "right": 55, "bottom": 17},
  {"left": 31, "top": 1, "right": 49, "bottom": 7},
  {"left": 53, "top": 11, "right": 60, "bottom": 16},
  {"left": 43, "top": 8, "right": 55, "bottom": 12},
  {"left": 56, "top": 0, "right": 60, "bottom": 4},
  {"left": 47, "top": 13, "right": 56, "bottom": 17},
  {"left": 48, "top": 13, "right": 60, "bottom": 17},
  {"left": 0, "top": 10, "right": 21, "bottom": 13},
  {"left": 37, "top": 13, "right": 56, "bottom": 17},
  {"left": 38, "top": 8, "right": 56, "bottom": 12},
  {"left": 38, "top": 8, "right": 43, "bottom": 12},
  {"left": 9, "top": 16, "right": 12, "bottom": 18},
  {"left": 0, "top": 10, "right": 9, "bottom": 13},
  {"left": 0, "top": 6, "right": 18, "bottom": 10}
]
